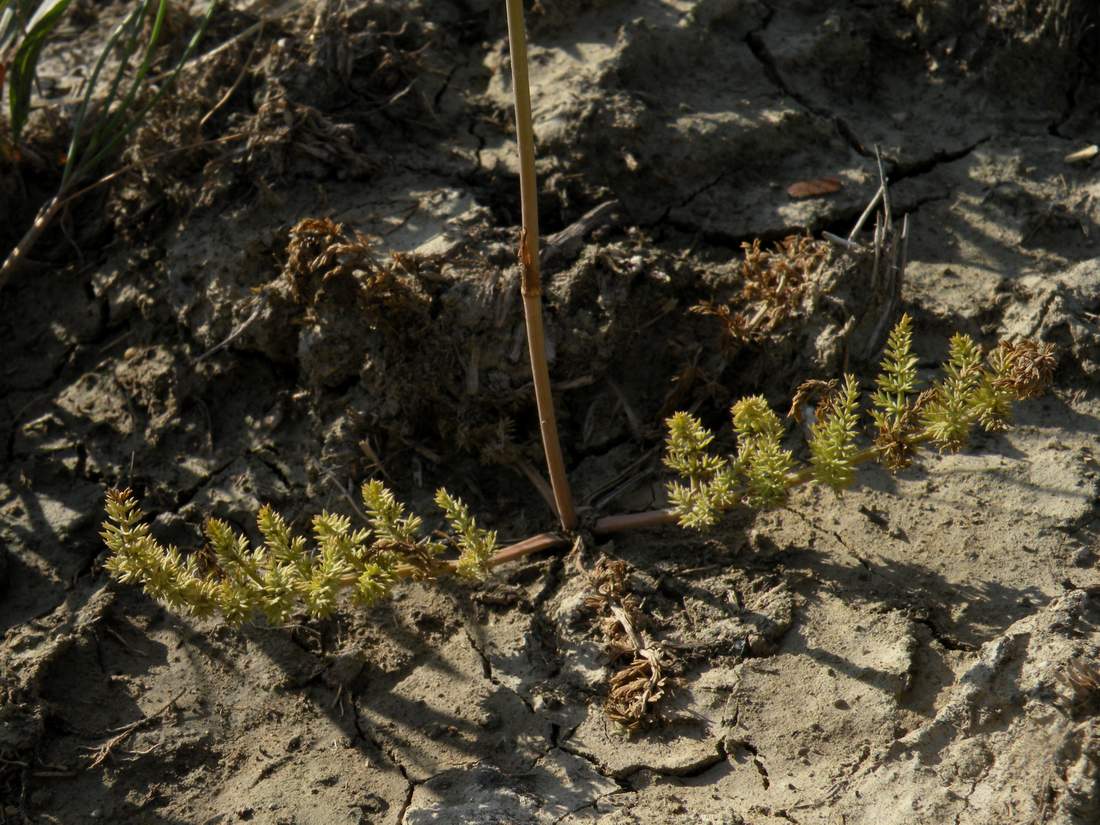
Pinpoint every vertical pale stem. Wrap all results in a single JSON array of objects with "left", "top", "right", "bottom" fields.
[{"left": 504, "top": 0, "right": 577, "bottom": 531}]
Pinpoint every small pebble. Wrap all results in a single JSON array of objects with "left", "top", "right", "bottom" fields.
[{"left": 1072, "top": 547, "right": 1093, "bottom": 567}]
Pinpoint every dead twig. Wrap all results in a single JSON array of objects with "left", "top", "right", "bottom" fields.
[
  {"left": 540, "top": 198, "right": 621, "bottom": 273},
  {"left": 847, "top": 183, "right": 884, "bottom": 243},
  {"left": 511, "top": 456, "right": 559, "bottom": 518},
  {"left": 194, "top": 293, "right": 265, "bottom": 363},
  {"left": 84, "top": 689, "right": 186, "bottom": 769}
]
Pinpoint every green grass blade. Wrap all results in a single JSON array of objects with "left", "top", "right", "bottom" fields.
[
  {"left": 73, "top": 1, "right": 216, "bottom": 182},
  {"left": 68, "top": 0, "right": 154, "bottom": 181},
  {"left": 1, "top": 0, "right": 55, "bottom": 48},
  {"left": 1, "top": 5, "right": 19, "bottom": 51},
  {"left": 60, "top": 1, "right": 137, "bottom": 189},
  {"left": 6, "top": 0, "right": 70, "bottom": 142},
  {"left": 88, "top": 0, "right": 166, "bottom": 153}
]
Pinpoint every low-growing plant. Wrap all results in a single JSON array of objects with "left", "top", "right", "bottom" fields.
[
  {"left": 97, "top": 0, "right": 1058, "bottom": 728},
  {"left": 103, "top": 482, "right": 497, "bottom": 626},
  {"left": 102, "top": 317, "right": 1055, "bottom": 622},
  {"left": 663, "top": 315, "right": 1055, "bottom": 529}
]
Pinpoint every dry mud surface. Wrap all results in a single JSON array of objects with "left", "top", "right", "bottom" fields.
[{"left": 3, "top": 1, "right": 1100, "bottom": 823}]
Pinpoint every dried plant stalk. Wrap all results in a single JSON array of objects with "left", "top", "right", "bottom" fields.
[{"left": 504, "top": 0, "right": 576, "bottom": 530}]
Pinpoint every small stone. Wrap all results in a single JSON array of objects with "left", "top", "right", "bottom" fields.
[{"left": 1072, "top": 547, "right": 1093, "bottom": 567}]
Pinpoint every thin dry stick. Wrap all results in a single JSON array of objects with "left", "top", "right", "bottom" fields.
[
  {"left": 847, "top": 183, "right": 884, "bottom": 243},
  {"left": 511, "top": 456, "right": 559, "bottom": 517},
  {"left": 0, "top": 195, "right": 62, "bottom": 288},
  {"left": 874, "top": 145, "right": 892, "bottom": 230},
  {"left": 898, "top": 213, "right": 910, "bottom": 280},
  {"left": 504, "top": 0, "right": 576, "bottom": 531},
  {"left": 199, "top": 20, "right": 265, "bottom": 130},
  {"left": 84, "top": 688, "right": 185, "bottom": 768}
]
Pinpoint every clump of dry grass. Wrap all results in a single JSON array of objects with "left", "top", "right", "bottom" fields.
[
  {"left": 693, "top": 234, "right": 831, "bottom": 345},
  {"left": 1057, "top": 657, "right": 1100, "bottom": 718},
  {"left": 282, "top": 217, "right": 429, "bottom": 319}
]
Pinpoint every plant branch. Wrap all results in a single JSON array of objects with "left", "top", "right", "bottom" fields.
[
  {"left": 0, "top": 194, "right": 62, "bottom": 288},
  {"left": 504, "top": 0, "right": 576, "bottom": 531}
]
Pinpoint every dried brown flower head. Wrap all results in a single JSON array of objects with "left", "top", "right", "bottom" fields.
[{"left": 993, "top": 340, "right": 1056, "bottom": 400}]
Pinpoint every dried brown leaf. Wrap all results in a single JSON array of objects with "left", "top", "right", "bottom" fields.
[{"left": 786, "top": 177, "right": 842, "bottom": 199}]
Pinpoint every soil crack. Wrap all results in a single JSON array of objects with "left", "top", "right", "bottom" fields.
[
  {"left": 460, "top": 622, "right": 538, "bottom": 717},
  {"left": 744, "top": 8, "right": 869, "bottom": 159},
  {"left": 913, "top": 615, "right": 978, "bottom": 653},
  {"left": 350, "top": 698, "right": 418, "bottom": 823},
  {"left": 733, "top": 738, "right": 771, "bottom": 790},
  {"left": 889, "top": 139, "right": 990, "bottom": 182},
  {"left": 744, "top": 9, "right": 991, "bottom": 179},
  {"left": 558, "top": 733, "right": 730, "bottom": 783}
]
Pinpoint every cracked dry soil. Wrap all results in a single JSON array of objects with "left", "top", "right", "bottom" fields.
[{"left": 3, "top": 0, "right": 1100, "bottom": 823}]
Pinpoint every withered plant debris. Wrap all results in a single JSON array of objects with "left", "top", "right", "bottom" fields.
[
  {"left": 282, "top": 216, "right": 429, "bottom": 321},
  {"left": 112, "top": 46, "right": 244, "bottom": 227},
  {"left": 584, "top": 558, "right": 675, "bottom": 731},
  {"left": 1056, "top": 657, "right": 1100, "bottom": 718},
  {"left": 786, "top": 176, "right": 843, "bottom": 199},
  {"left": 83, "top": 689, "right": 185, "bottom": 769},
  {"left": 237, "top": 97, "right": 374, "bottom": 182},
  {"left": 787, "top": 378, "right": 840, "bottom": 423},
  {"left": 693, "top": 234, "right": 831, "bottom": 344}
]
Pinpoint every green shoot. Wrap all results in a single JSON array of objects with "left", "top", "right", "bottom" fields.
[
  {"left": 435, "top": 489, "right": 498, "bottom": 580},
  {"left": 731, "top": 396, "right": 795, "bottom": 509},
  {"left": 870, "top": 313, "right": 920, "bottom": 470},
  {"left": 102, "top": 482, "right": 496, "bottom": 627},
  {"left": 921, "top": 332, "right": 984, "bottom": 451},
  {"left": 664, "top": 412, "right": 738, "bottom": 529},
  {"left": 2, "top": 0, "right": 73, "bottom": 148},
  {"left": 809, "top": 374, "right": 861, "bottom": 490},
  {"left": 664, "top": 317, "right": 1056, "bottom": 529}
]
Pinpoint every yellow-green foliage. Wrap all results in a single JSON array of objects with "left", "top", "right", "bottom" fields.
[
  {"left": 920, "top": 333, "right": 985, "bottom": 451},
  {"left": 102, "top": 482, "right": 497, "bottom": 626},
  {"left": 870, "top": 313, "right": 921, "bottom": 470},
  {"left": 664, "top": 317, "right": 1055, "bottom": 529},
  {"left": 664, "top": 412, "right": 737, "bottom": 529},
  {"left": 809, "top": 374, "right": 861, "bottom": 490},
  {"left": 435, "top": 489, "right": 498, "bottom": 580},
  {"left": 731, "top": 396, "right": 795, "bottom": 509},
  {"left": 104, "top": 316, "right": 1054, "bottom": 619}
]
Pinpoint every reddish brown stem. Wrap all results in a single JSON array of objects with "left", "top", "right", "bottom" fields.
[
  {"left": 463, "top": 507, "right": 681, "bottom": 573},
  {"left": 505, "top": 0, "right": 577, "bottom": 531},
  {"left": 595, "top": 508, "right": 678, "bottom": 534},
  {"left": 487, "top": 531, "right": 568, "bottom": 569}
]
